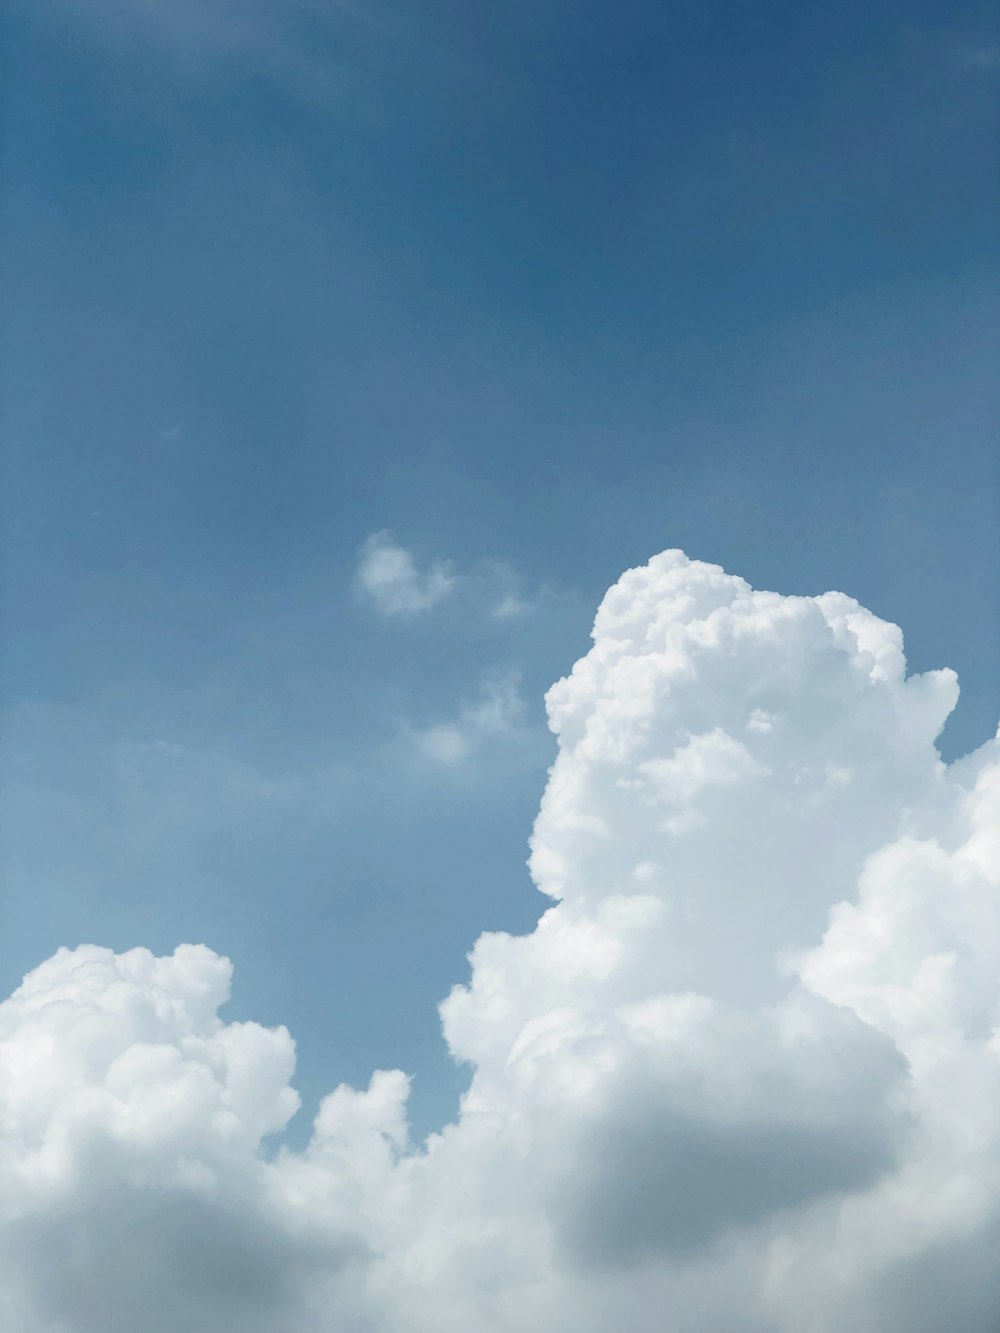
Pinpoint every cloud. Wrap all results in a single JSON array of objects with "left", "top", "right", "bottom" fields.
[
  {"left": 411, "top": 673, "right": 525, "bottom": 764},
  {"left": 355, "top": 532, "right": 457, "bottom": 616},
  {"left": 354, "top": 539, "right": 537, "bottom": 624},
  {"left": 3, "top": 550, "right": 999, "bottom": 1331},
  {"left": 492, "top": 592, "right": 532, "bottom": 620}
]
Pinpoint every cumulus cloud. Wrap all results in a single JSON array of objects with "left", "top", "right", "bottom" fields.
[
  {"left": 355, "top": 532, "right": 457, "bottom": 616},
  {"left": 3, "top": 550, "right": 998, "bottom": 1332}
]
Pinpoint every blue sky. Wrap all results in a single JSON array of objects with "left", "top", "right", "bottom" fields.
[{"left": 2, "top": 0, "right": 997, "bottom": 1140}]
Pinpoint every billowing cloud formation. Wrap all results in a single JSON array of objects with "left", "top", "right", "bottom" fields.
[
  {"left": 3, "top": 551, "right": 998, "bottom": 1332},
  {"left": 355, "top": 531, "right": 456, "bottom": 615}
]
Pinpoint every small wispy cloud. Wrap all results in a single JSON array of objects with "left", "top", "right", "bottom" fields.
[
  {"left": 355, "top": 532, "right": 457, "bottom": 617},
  {"left": 492, "top": 592, "right": 532, "bottom": 620},
  {"left": 354, "top": 536, "right": 541, "bottom": 625},
  {"left": 410, "top": 673, "right": 525, "bottom": 765}
]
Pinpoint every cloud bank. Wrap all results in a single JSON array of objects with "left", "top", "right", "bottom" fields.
[{"left": 3, "top": 550, "right": 998, "bottom": 1332}]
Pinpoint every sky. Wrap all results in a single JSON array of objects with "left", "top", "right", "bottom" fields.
[{"left": 1, "top": 3, "right": 999, "bottom": 1329}]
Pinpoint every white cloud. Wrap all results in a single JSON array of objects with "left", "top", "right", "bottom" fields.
[
  {"left": 354, "top": 539, "right": 538, "bottom": 624},
  {"left": 492, "top": 593, "right": 532, "bottom": 620},
  {"left": 412, "top": 673, "right": 525, "bottom": 765},
  {"left": 3, "top": 549, "right": 999, "bottom": 1332},
  {"left": 355, "top": 532, "right": 457, "bottom": 616}
]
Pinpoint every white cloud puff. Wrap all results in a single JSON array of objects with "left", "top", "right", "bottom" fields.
[
  {"left": 355, "top": 532, "right": 456, "bottom": 615},
  {"left": 3, "top": 550, "right": 998, "bottom": 1332}
]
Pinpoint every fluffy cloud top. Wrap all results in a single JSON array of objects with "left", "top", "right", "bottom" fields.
[
  {"left": 3, "top": 550, "right": 998, "bottom": 1332},
  {"left": 355, "top": 532, "right": 456, "bottom": 615}
]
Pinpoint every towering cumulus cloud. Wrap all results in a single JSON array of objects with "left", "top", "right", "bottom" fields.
[{"left": 3, "top": 551, "right": 998, "bottom": 1332}]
